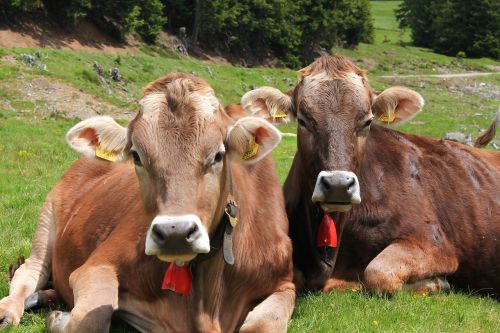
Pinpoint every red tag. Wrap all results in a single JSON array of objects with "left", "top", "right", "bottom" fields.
[
  {"left": 316, "top": 213, "right": 337, "bottom": 247},
  {"left": 161, "top": 263, "right": 191, "bottom": 295}
]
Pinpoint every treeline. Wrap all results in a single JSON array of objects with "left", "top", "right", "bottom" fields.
[
  {"left": 396, "top": 0, "right": 499, "bottom": 59},
  {"left": 0, "top": 0, "right": 374, "bottom": 67}
]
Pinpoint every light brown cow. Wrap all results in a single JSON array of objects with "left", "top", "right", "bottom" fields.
[
  {"left": 0, "top": 73, "right": 295, "bottom": 332},
  {"left": 241, "top": 55, "right": 500, "bottom": 296}
]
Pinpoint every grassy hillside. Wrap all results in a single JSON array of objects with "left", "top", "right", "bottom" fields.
[
  {"left": 335, "top": 1, "right": 499, "bottom": 75},
  {"left": 0, "top": 1, "right": 499, "bottom": 332}
]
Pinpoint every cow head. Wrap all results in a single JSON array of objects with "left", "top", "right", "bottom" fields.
[
  {"left": 242, "top": 55, "right": 424, "bottom": 212},
  {"left": 65, "top": 73, "right": 281, "bottom": 264}
]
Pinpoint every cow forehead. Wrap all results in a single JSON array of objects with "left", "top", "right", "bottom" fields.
[
  {"left": 301, "top": 71, "right": 365, "bottom": 96},
  {"left": 298, "top": 71, "right": 369, "bottom": 116},
  {"left": 139, "top": 78, "right": 220, "bottom": 122}
]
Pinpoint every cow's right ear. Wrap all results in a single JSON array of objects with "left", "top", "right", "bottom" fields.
[
  {"left": 66, "top": 116, "right": 128, "bottom": 162},
  {"left": 241, "top": 87, "right": 294, "bottom": 120}
]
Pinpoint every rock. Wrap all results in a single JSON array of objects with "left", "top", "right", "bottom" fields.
[
  {"left": 109, "top": 68, "right": 121, "bottom": 81},
  {"left": 283, "top": 77, "right": 294, "bottom": 86},
  {"left": 443, "top": 132, "right": 473, "bottom": 146},
  {"left": 21, "top": 53, "right": 36, "bottom": 67},
  {"left": 205, "top": 66, "right": 215, "bottom": 79},
  {"left": 93, "top": 62, "right": 104, "bottom": 77}
]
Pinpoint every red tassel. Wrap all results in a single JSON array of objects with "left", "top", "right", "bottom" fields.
[
  {"left": 316, "top": 213, "right": 337, "bottom": 247},
  {"left": 162, "top": 263, "right": 191, "bottom": 295}
]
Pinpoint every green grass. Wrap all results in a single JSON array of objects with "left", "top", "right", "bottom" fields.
[
  {"left": 1, "top": 1, "right": 500, "bottom": 332},
  {"left": 290, "top": 291, "right": 499, "bottom": 332}
]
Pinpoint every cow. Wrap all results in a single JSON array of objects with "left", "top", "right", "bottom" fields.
[
  {"left": 0, "top": 72, "right": 295, "bottom": 332},
  {"left": 240, "top": 55, "right": 500, "bottom": 296}
]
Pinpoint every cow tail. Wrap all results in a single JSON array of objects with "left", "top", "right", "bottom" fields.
[{"left": 474, "top": 105, "right": 500, "bottom": 148}]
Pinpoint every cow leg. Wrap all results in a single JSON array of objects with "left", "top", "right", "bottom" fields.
[
  {"left": 0, "top": 200, "right": 54, "bottom": 328},
  {"left": 46, "top": 264, "right": 119, "bottom": 333},
  {"left": 363, "top": 241, "right": 458, "bottom": 295},
  {"left": 239, "top": 282, "right": 295, "bottom": 333},
  {"left": 323, "top": 278, "right": 362, "bottom": 292}
]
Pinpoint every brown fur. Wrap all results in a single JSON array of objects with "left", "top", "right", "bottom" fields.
[{"left": 285, "top": 55, "right": 500, "bottom": 296}]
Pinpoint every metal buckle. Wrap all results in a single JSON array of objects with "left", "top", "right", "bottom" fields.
[{"left": 225, "top": 200, "right": 238, "bottom": 227}]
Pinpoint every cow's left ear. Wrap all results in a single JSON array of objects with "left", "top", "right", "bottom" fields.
[
  {"left": 241, "top": 87, "right": 294, "bottom": 120},
  {"left": 372, "top": 87, "right": 424, "bottom": 125},
  {"left": 226, "top": 116, "right": 281, "bottom": 164},
  {"left": 66, "top": 116, "right": 129, "bottom": 162}
]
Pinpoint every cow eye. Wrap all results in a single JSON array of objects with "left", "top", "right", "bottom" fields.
[
  {"left": 131, "top": 151, "right": 142, "bottom": 166},
  {"left": 297, "top": 118, "right": 307, "bottom": 128},
  {"left": 213, "top": 151, "right": 224, "bottom": 164},
  {"left": 363, "top": 118, "right": 373, "bottom": 129}
]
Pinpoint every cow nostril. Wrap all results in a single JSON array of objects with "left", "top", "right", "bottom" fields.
[
  {"left": 152, "top": 225, "right": 166, "bottom": 244},
  {"left": 186, "top": 224, "right": 198, "bottom": 241},
  {"left": 346, "top": 177, "right": 355, "bottom": 189},
  {"left": 321, "top": 176, "right": 333, "bottom": 190}
]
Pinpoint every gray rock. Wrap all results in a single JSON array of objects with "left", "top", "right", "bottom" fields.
[{"left": 443, "top": 132, "right": 473, "bottom": 146}]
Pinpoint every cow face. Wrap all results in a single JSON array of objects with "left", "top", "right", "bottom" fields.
[
  {"left": 242, "top": 56, "right": 424, "bottom": 213},
  {"left": 66, "top": 73, "right": 281, "bottom": 264}
]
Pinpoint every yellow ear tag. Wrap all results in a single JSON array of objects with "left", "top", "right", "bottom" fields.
[
  {"left": 242, "top": 138, "right": 259, "bottom": 160},
  {"left": 95, "top": 146, "right": 118, "bottom": 162},
  {"left": 273, "top": 106, "right": 288, "bottom": 119},
  {"left": 377, "top": 110, "right": 396, "bottom": 123}
]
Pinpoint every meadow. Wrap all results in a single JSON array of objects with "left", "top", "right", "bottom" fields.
[{"left": 0, "top": 1, "right": 499, "bottom": 332}]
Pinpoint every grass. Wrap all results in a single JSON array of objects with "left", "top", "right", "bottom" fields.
[
  {"left": 334, "top": 1, "right": 499, "bottom": 76},
  {"left": 0, "top": 1, "right": 499, "bottom": 332},
  {"left": 5, "top": 48, "right": 295, "bottom": 109},
  {"left": 290, "top": 291, "right": 499, "bottom": 332}
]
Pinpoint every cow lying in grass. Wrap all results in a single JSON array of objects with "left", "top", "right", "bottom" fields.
[
  {"left": 0, "top": 73, "right": 295, "bottom": 332},
  {"left": 242, "top": 55, "right": 500, "bottom": 296}
]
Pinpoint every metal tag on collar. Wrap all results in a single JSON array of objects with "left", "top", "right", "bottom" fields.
[
  {"left": 223, "top": 223, "right": 235, "bottom": 265},
  {"left": 225, "top": 199, "right": 238, "bottom": 227}
]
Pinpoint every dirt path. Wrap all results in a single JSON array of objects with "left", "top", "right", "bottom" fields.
[
  {"left": 379, "top": 72, "right": 497, "bottom": 79},
  {"left": 0, "top": 21, "right": 137, "bottom": 54}
]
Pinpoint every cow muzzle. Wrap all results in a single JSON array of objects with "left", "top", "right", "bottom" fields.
[
  {"left": 311, "top": 171, "right": 361, "bottom": 212},
  {"left": 145, "top": 214, "right": 210, "bottom": 262}
]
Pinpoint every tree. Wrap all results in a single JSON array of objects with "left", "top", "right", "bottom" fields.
[
  {"left": 164, "top": 0, "right": 374, "bottom": 67},
  {"left": 396, "top": 0, "right": 500, "bottom": 59},
  {"left": 294, "top": 0, "right": 373, "bottom": 63}
]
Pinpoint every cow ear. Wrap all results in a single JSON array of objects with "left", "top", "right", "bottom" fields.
[
  {"left": 372, "top": 87, "right": 424, "bottom": 126},
  {"left": 226, "top": 116, "right": 281, "bottom": 164},
  {"left": 66, "top": 116, "right": 128, "bottom": 162},
  {"left": 241, "top": 87, "right": 294, "bottom": 121}
]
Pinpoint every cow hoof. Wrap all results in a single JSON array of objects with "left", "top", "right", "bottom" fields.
[
  {"left": 24, "top": 293, "right": 41, "bottom": 310},
  {"left": 0, "top": 296, "right": 23, "bottom": 329},
  {"left": 405, "top": 276, "right": 451, "bottom": 294},
  {"left": 46, "top": 311, "right": 70, "bottom": 333}
]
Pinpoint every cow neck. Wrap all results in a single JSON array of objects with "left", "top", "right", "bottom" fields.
[{"left": 192, "top": 161, "right": 237, "bottom": 266}]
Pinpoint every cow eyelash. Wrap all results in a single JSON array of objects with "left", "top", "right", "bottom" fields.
[{"left": 131, "top": 151, "right": 142, "bottom": 167}]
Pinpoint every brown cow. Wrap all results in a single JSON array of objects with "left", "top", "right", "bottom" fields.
[
  {"left": 0, "top": 73, "right": 295, "bottom": 332},
  {"left": 241, "top": 55, "right": 500, "bottom": 296}
]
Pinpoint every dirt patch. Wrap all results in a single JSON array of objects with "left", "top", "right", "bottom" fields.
[
  {"left": 0, "top": 75, "right": 135, "bottom": 120},
  {"left": 379, "top": 75, "right": 500, "bottom": 100},
  {"left": 0, "top": 19, "right": 139, "bottom": 54}
]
